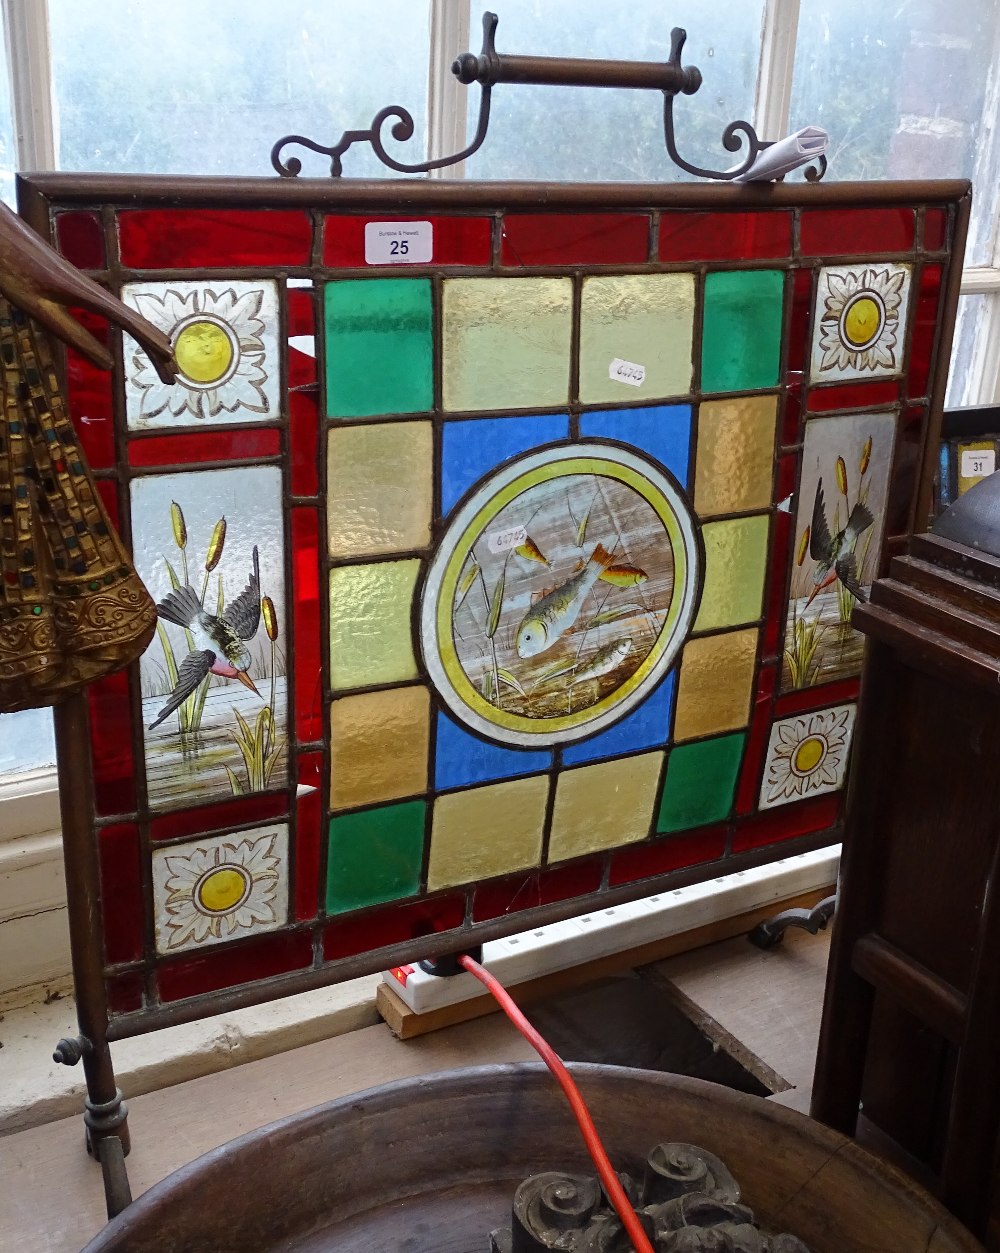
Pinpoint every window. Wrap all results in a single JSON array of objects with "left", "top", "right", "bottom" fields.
[{"left": 1, "top": 0, "right": 999, "bottom": 811}]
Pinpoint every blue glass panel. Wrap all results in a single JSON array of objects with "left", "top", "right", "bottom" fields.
[
  {"left": 440, "top": 412, "right": 569, "bottom": 515},
  {"left": 579, "top": 404, "right": 692, "bottom": 488},
  {"left": 434, "top": 710, "right": 552, "bottom": 789},
  {"left": 562, "top": 670, "right": 676, "bottom": 766}
]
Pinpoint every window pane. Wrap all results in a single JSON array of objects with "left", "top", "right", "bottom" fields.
[
  {"left": 0, "top": 8, "right": 14, "bottom": 206},
  {"left": 790, "top": 1, "right": 1000, "bottom": 264},
  {"left": 946, "top": 293, "right": 990, "bottom": 409},
  {"left": 469, "top": 0, "right": 765, "bottom": 182},
  {"left": 0, "top": 707, "right": 57, "bottom": 777},
  {"left": 49, "top": 0, "right": 430, "bottom": 179}
]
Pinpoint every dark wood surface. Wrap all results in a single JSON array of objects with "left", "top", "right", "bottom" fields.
[
  {"left": 82, "top": 1062, "right": 981, "bottom": 1252},
  {"left": 812, "top": 533, "right": 1000, "bottom": 1246}
]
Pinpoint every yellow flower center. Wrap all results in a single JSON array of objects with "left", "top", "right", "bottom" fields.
[
  {"left": 842, "top": 295, "right": 882, "bottom": 348},
  {"left": 175, "top": 319, "right": 235, "bottom": 384},
  {"left": 792, "top": 735, "right": 826, "bottom": 775},
  {"left": 196, "top": 865, "right": 251, "bottom": 914}
]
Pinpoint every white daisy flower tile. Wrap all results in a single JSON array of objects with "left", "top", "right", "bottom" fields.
[
  {"left": 809, "top": 264, "right": 912, "bottom": 384},
  {"left": 152, "top": 823, "right": 288, "bottom": 954},
  {"left": 759, "top": 704, "right": 856, "bottom": 810},
  {"left": 122, "top": 279, "right": 281, "bottom": 428}
]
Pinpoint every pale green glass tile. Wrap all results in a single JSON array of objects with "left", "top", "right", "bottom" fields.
[
  {"left": 579, "top": 273, "right": 695, "bottom": 403},
  {"left": 442, "top": 277, "right": 572, "bottom": 411},
  {"left": 329, "top": 559, "right": 420, "bottom": 690},
  {"left": 695, "top": 515, "right": 770, "bottom": 631}
]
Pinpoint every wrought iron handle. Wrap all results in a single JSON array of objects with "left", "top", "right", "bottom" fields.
[{"left": 270, "top": 12, "right": 826, "bottom": 183}]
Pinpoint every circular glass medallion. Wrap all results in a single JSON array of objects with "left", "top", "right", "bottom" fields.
[
  {"left": 420, "top": 443, "right": 702, "bottom": 747},
  {"left": 194, "top": 864, "right": 252, "bottom": 915},
  {"left": 173, "top": 315, "right": 238, "bottom": 388},
  {"left": 839, "top": 291, "right": 884, "bottom": 352}
]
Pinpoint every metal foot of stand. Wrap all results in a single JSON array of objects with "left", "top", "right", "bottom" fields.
[
  {"left": 84, "top": 1087, "right": 133, "bottom": 1217},
  {"left": 748, "top": 893, "right": 837, "bottom": 950}
]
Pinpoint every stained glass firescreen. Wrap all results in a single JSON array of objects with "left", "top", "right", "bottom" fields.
[{"left": 23, "top": 175, "right": 967, "bottom": 1032}]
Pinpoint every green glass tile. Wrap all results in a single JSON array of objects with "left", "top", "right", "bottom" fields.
[
  {"left": 442, "top": 277, "right": 572, "bottom": 411},
  {"left": 701, "top": 270, "right": 784, "bottom": 394},
  {"left": 329, "top": 559, "right": 420, "bottom": 690},
  {"left": 326, "top": 800, "right": 425, "bottom": 913},
  {"left": 579, "top": 273, "right": 694, "bottom": 403},
  {"left": 325, "top": 278, "right": 433, "bottom": 418},
  {"left": 657, "top": 733, "right": 745, "bottom": 833},
  {"left": 695, "top": 515, "right": 770, "bottom": 631}
]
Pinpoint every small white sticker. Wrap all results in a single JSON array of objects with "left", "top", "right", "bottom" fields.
[
  {"left": 487, "top": 524, "right": 527, "bottom": 555},
  {"left": 364, "top": 221, "right": 433, "bottom": 265},
  {"left": 961, "top": 448, "right": 995, "bottom": 479},
  {"left": 608, "top": 357, "right": 646, "bottom": 388}
]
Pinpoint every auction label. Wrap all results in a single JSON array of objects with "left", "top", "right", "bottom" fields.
[{"left": 364, "top": 220, "right": 433, "bottom": 264}]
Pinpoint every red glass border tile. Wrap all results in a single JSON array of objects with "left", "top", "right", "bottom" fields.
[
  {"left": 774, "top": 452, "right": 797, "bottom": 504},
  {"left": 294, "top": 751, "right": 324, "bottom": 921},
  {"left": 66, "top": 348, "right": 116, "bottom": 469},
  {"left": 885, "top": 419, "right": 923, "bottom": 538},
  {"left": 659, "top": 211, "right": 793, "bottom": 263},
  {"left": 289, "top": 391, "right": 320, "bottom": 497},
  {"left": 504, "top": 213, "right": 649, "bottom": 266},
  {"left": 923, "top": 208, "right": 947, "bottom": 252},
  {"left": 906, "top": 265, "right": 942, "bottom": 403},
  {"left": 774, "top": 677, "right": 860, "bottom": 718},
  {"left": 99, "top": 823, "right": 143, "bottom": 963},
  {"left": 157, "top": 930, "right": 313, "bottom": 1002},
  {"left": 88, "top": 671, "right": 136, "bottom": 815},
  {"left": 324, "top": 214, "right": 492, "bottom": 268},
  {"left": 609, "top": 828, "right": 726, "bottom": 886},
  {"left": 781, "top": 383, "right": 803, "bottom": 448},
  {"left": 150, "top": 793, "right": 287, "bottom": 842},
  {"left": 128, "top": 427, "right": 282, "bottom": 469},
  {"left": 106, "top": 973, "right": 144, "bottom": 1015},
  {"left": 736, "top": 664, "right": 777, "bottom": 815},
  {"left": 472, "top": 858, "right": 604, "bottom": 922},
  {"left": 807, "top": 380, "right": 899, "bottom": 412},
  {"left": 323, "top": 894, "right": 465, "bottom": 960},
  {"left": 55, "top": 211, "right": 105, "bottom": 270},
  {"left": 118, "top": 209, "right": 313, "bottom": 269},
  {"left": 785, "top": 267, "right": 813, "bottom": 379},
  {"left": 799, "top": 208, "right": 914, "bottom": 256},
  {"left": 731, "top": 793, "right": 842, "bottom": 853},
  {"left": 291, "top": 506, "right": 322, "bottom": 744}
]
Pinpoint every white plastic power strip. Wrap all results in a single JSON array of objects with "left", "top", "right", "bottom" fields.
[{"left": 382, "top": 845, "right": 840, "bottom": 1014}]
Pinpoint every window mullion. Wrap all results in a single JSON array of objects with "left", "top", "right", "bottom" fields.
[
  {"left": 753, "top": 0, "right": 801, "bottom": 143},
  {"left": 2, "top": 0, "right": 55, "bottom": 171},
  {"left": 426, "top": 0, "right": 471, "bottom": 179}
]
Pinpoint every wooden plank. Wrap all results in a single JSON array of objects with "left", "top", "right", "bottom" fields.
[{"left": 376, "top": 888, "right": 832, "bottom": 1039}]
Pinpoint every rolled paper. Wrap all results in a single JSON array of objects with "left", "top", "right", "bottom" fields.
[{"left": 732, "top": 125, "right": 829, "bottom": 183}]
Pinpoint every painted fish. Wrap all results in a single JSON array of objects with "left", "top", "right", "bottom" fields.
[
  {"left": 515, "top": 535, "right": 549, "bottom": 567},
  {"left": 598, "top": 564, "right": 648, "bottom": 587},
  {"left": 515, "top": 543, "right": 615, "bottom": 658},
  {"left": 570, "top": 638, "right": 632, "bottom": 686}
]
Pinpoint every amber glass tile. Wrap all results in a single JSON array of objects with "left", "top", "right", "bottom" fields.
[
  {"left": 701, "top": 271, "right": 784, "bottom": 393},
  {"left": 578, "top": 273, "right": 695, "bottom": 404},
  {"left": 329, "top": 686, "right": 430, "bottom": 811},
  {"left": 325, "top": 279, "right": 433, "bottom": 418},
  {"left": 327, "top": 422, "right": 433, "bottom": 558},
  {"left": 427, "top": 775, "right": 549, "bottom": 890},
  {"left": 547, "top": 752, "right": 663, "bottom": 862},
  {"left": 673, "top": 629, "right": 758, "bottom": 741},
  {"left": 442, "top": 277, "right": 572, "bottom": 411},
  {"left": 695, "top": 515, "right": 770, "bottom": 632},
  {"left": 329, "top": 560, "right": 420, "bottom": 690},
  {"left": 694, "top": 396, "right": 777, "bottom": 517}
]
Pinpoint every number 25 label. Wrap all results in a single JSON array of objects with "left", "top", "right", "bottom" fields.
[{"left": 364, "top": 221, "right": 433, "bottom": 265}]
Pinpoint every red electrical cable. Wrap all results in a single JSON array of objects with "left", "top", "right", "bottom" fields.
[{"left": 458, "top": 952, "right": 655, "bottom": 1253}]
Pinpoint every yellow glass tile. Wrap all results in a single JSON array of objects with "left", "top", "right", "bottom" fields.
[
  {"left": 694, "top": 515, "right": 770, "bottom": 632},
  {"left": 579, "top": 273, "right": 695, "bottom": 404},
  {"left": 547, "top": 752, "right": 663, "bottom": 863},
  {"left": 327, "top": 422, "right": 432, "bottom": 558},
  {"left": 329, "top": 686, "right": 429, "bottom": 811},
  {"left": 442, "top": 277, "right": 572, "bottom": 411},
  {"left": 694, "top": 396, "right": 777, "bottom": 517},
  {"left": 329, "top": 559, "right": 420, "bottom": 690},
  {"left": 427, "top": 775, "right": 549, "bottom": 890},
  {"left": 673, "top": 629, "right": 758, "bottom": 742}
]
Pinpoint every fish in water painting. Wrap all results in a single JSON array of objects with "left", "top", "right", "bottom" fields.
[
  {"left": 421, "top": 444, "right": 701, "bottom": 747},
  {"left": 131, "top": 465, "right": 288, "bottom": 810},
  {"left": 782, "top": 412, "right": 895, "bottom": 692}
]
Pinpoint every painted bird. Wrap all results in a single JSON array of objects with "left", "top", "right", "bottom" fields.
[
  {"left": 806, "top": 479, "right": 873, "bottom": 607},
  {"left": 148, "top": 546, "right": 262, "bottom": 730}
]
